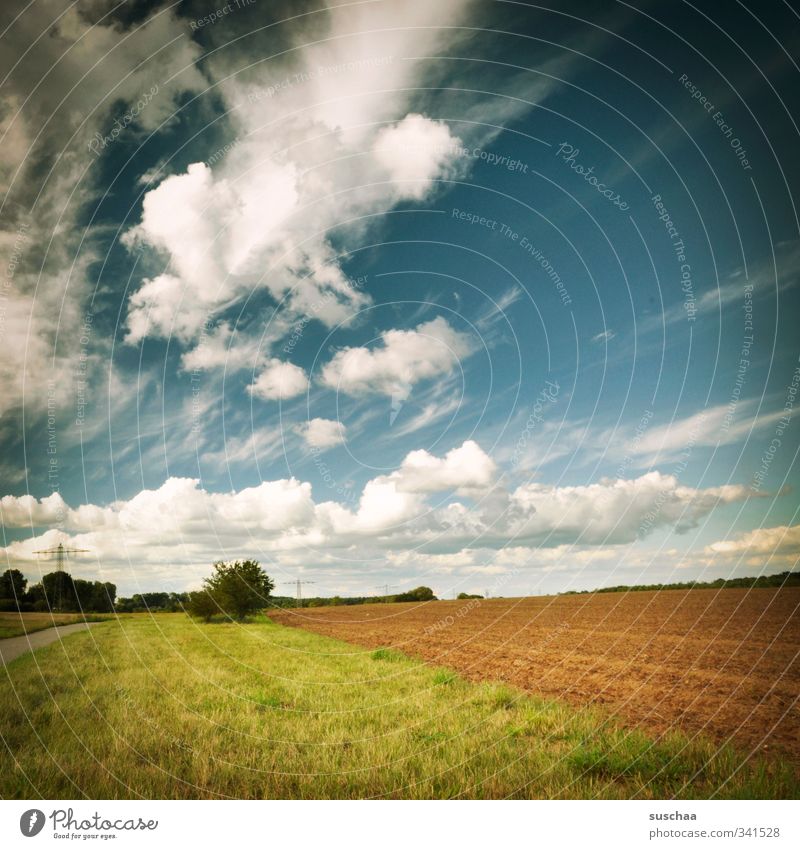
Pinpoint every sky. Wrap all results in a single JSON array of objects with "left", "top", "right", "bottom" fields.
[{"left": 0, "top": 0, "right": 798, "bottom": 599}]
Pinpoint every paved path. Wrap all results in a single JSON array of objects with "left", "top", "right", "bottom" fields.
[{"left": 0, "top": 623, "right": 97, "bottom": 666}]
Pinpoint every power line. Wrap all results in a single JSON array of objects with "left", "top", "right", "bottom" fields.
[
  {"left": 31, "top": 543, "right": 90, "bottom": 611},
  {"left": 281, "top": 578, "right": 315, "bottom": 607}
]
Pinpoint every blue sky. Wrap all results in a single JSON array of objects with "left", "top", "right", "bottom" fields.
[{"left": 1, "top": 0, "right": 798, "bottom": 597}]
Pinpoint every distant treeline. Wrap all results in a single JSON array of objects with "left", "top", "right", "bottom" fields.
[
  {"left": 0, "top": 568, "right": 115, "bottom": 613},
  {"left": 116, "top": 592, "right": 191, "bottom": 613},
  {"left": 561, "top": 571, "right": 800, "bottom": 595},
  {"left": 266, "top": 586, "right": 437, "bottom": 608},
  {"left": 1, "top": 569, "right": 440, "bottom": 615}
]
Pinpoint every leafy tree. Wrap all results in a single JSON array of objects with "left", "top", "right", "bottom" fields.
[
  {"left": 457, "top": 592, "right": 483, "bottom": 600},
  {"left": 0, "top": 569, "right": 27, "bottom": 606},
  {"left": 40, "top": 571, "right": 77, "bottom": 611},
  {"left": 79, "top": 580, "right": 116, "bottom": 612},
  {"left": 394, "top": 586, "right": 436, "bottom": 602},
  {"left": 186, "top": 560, "right": 275, "bottom": 621}
]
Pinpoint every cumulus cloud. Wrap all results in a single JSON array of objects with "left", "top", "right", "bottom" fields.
[
  {"left": 372, "top": 114, "right": 461, "bottom": 199},
  {"left": 320, "top": 316, "right": 474, "bottom": 396},
  {"left": 705, "top": 524, "right": 800, "bottom": 558},
  {"left": 393, "top": 440, "right": 497, "bottom": 494},
  {"left": 1, "top": 443, "right": 763, "bottom": 590},
  {"left": 121, "top": 2, "right": 476, "bottom": 352},
  {"left": 248, "top": 359, "right": 309, "bottom": 401},
  {"left": 297, "top": 418, "right": 347, "bottom": 449}
]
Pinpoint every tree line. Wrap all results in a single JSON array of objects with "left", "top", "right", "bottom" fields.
[
  {"left": 269, "top": 585, "right": 438, "bottom": 609},
  {"left": 0, "top": 568, "right": 116, "bottom": 613},
  {"left": 560, "top": 570, "right": 800, "bottom": 595},
  {"left": 1, "top": 560, "right": 439, "bottom": 620}
]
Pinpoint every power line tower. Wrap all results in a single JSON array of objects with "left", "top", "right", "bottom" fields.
[
  {"left": 282, "top": 578, "right": 315, "bottom": 607},
  {"left": 32, "top": 543, "right": 90, "bottom": 612},
  {"left": 375, "top": 584, "right": 397, "bottom": 597}
]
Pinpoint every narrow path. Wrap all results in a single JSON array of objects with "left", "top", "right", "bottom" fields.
[{"left": 0, "top": 623, "right": 97, "bottom": 667}]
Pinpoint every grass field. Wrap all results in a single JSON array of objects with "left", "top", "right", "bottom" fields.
[
  {"left": 0, "top": 611, "right": 112, "bottom": 639},
  {"left": 0, "top": 613, "right": 796, "bottom": 799}
]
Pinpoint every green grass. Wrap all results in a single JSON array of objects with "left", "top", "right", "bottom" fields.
[
  {"left": 0, "top": 613, "right": 796, "bottom": 799},
  {"left": 0, "top": 612, "right": 112, "bottom": 639}
]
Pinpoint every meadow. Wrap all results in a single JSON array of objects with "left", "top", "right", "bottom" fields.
[{"left": 0, "top": 612, "right": 796, "bottom": 799}]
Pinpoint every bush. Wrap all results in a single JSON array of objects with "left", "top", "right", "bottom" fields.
[
  {"left": 186, "top": 560, "right": 275, "bottom": 622},
  {"left": 185, "top": 590, "right": 220, "bottom": 622},
  {"left": 394, "top": 586, "right": 436, "bottom": 603}
]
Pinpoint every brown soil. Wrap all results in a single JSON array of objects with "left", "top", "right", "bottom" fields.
[{"left": 270, "top": 588, "right": 800, "bottom": 763}]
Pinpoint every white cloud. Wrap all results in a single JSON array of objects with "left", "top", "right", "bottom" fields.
[
  {"left": 248, "top": 359, "right": 309, "bottom": 401},
  {"left": 506, "top": 472, "right": 757, "bottom": 546},
  {"left": 320, "top": 316, "right": 474, "bottom": 396},
  {"left": 297, "top": 418, "right": 346, "bottom": 449},
  {"left": 0, "top": 492, "right": 69, "bottom": 528},
  {"left": 705, "top": 524, "right": 800, "bottom": 558},
  {"left": 621, "top": 403, "right": 787, "bottom": 467},
  {"left": 1, "top": 444, "right": 764, "bottom": 590},
  {"left": 0, "top": 2, "right": 207, "bottom": 414},
  {"left": 393, "top": 440, "right": 496, "bottom": 494},
  {"left": 122, "top": 2, "right": 475, "bottom": 350},
  {"left": 372, "top": 114, "right": 460, "bottom": 200}
]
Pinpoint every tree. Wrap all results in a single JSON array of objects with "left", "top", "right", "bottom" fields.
[
  {"left": 186, "top": 560, "right": 275, "bottom": 621},
  {"left": 40, "top": 571, "right": 77, "bottom": 612},
  {"left": 185, "top": 590, "right": 220, "bottom": 622},
  {"left": 394, "top": 586, "right": 436, "bottom": 602},
  {"left": 0, "top": 569, "right": 27, "bottom": 606}
]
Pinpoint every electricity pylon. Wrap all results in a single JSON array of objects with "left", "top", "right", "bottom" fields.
[
  {"left": 32, "top": 542, "right": 89, "bottom": 611},
  {"left": 282, "top": 579, "right": 315, "bottom": 607},
  {"left": 375, "top": 584, "right": 397, "bottom": 597}
]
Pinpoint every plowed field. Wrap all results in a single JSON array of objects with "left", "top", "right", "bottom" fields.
[{"left": 271, "top": 588, "right": 800, "bottom": 763}]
